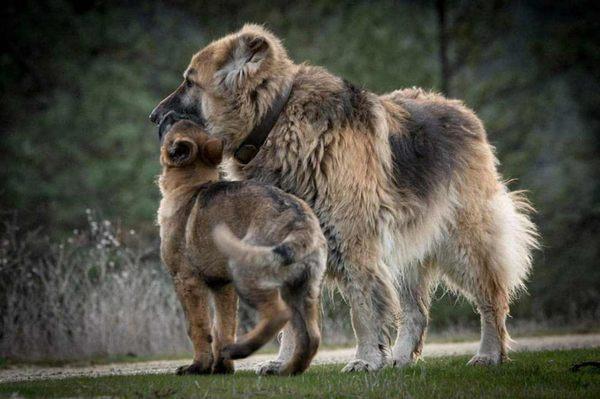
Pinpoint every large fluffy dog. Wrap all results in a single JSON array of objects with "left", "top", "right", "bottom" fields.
[{"left": 150, "top": 24, "right": 538, "bottom": 372}]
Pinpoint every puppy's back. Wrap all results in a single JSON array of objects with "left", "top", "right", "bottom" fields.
[
  {"left": 207, "top": 182, "right": 327, "bottom": 371},
  {"left": 208, "top": 182, "right": 326, "bottom": 286}
]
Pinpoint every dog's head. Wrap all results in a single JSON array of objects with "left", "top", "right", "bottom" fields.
[
  {"left": 150, "top": 24, "right": 294, "bottom": 150},
  {"left": 160, "top": 120, "right": 223, "bottom": 170}
]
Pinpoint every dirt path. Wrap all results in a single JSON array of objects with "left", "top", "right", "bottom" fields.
[{"left": 1, "top": 333, "right": 599, "bottom": 384}]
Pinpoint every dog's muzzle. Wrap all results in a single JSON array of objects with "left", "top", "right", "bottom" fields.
[
  {"left": 157, "top": 111, "right": 178, "bottom": 142},
  {"left": 149, "top": 108, "right": 162, "bottom": 125}
]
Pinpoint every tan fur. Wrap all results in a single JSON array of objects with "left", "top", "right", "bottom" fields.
[
  {"left": 157, "top": 120, "right": 327, "bottom": 375},
  {"left": 151, "top": 24, "right": 539, "bottom": 371}
]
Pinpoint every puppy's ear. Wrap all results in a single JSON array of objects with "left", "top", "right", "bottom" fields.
[
  {"left": 165, "top": 138, "right": 198, "bottom": 167},
  {"left": 217, "top": 32, "right": 270, "bottom": 90},
  {"left": 200, "top": 138, "right": 224, "bottom": 167}
]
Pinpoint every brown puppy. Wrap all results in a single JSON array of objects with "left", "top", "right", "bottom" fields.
[
  {"left": 157, "top": 120, "right": 327, "bottom": 376},
  {"left": 151, "top": 24, "right": 539, "bottom": 371}
]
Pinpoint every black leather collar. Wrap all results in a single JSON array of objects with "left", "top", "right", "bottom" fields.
[{"left": 234, "top": 83, "right": 293, "bottom": 164}]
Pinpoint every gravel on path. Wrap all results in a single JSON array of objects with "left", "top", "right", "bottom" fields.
[{"left": 1, "top": 333, "right": 599, "bottom": 384}]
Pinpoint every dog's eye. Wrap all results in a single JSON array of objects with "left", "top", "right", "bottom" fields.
[{"left": 185, "top": 79, "right": 195, "bottom": 89}]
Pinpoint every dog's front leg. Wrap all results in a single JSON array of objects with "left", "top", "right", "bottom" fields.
[
  {"left": 210, "top": 284, "right": 238, "bottom": 374},
  {"left": 173, "top": 273, "right": 213, "bottom": 375},
  {"left": 339, "top": 258, "right": 399, "bottom": 372}
]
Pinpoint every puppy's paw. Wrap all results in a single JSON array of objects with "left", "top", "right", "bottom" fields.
[
  {"left": 175, "top": 362, "right": 212, "bottom": 375},
  {"left": 256, "top": 360, "right": 283, "bottom": 376},
  {"left": 467, "top": 353, "right": 502, "bottom": 366},
  {"left": 221, "top": 343, "right": 253, "bottom": 360},
  {"left": 212, "top": 358, "right": 234, "bottom": 374},
  {"left": 341, "top": 359, "right": 380, "bottom": 373}
]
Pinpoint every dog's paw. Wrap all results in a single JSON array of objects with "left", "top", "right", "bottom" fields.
[
  {"left": 175, "top": 362, "right": 212, "bottom": 375},
  {"left": 256, "top": 360, "right": 283, "bottom": 376},
  {"left": 212, "top": 358, "right": 234, "bottom": 374},
  {"left": 341, "top": 359, "right": 380, "bottom": 373},
  {"left": 467, "top": 353, "right": 502, "bottom": 366}
]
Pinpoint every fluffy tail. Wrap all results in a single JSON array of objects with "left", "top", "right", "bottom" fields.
[
  {"left": 212, "top": 224, "right": 278, "bottom": 269},
  {"left": 212, "top": 223, "right": 318, "bottom": 271},
  {"left": 493, "top": 189, "right": 540, "bottom": 298}
]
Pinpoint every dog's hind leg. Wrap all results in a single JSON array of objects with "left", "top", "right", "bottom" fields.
[
  {"left": 277, "top": 294, "right": 321, "bottom": 375},
  {"left": 442, "top": 258, "right": 511, "bottom": 365},
  {"left": 278, "top": 261, "right": 323, "bottom": 375},
  {"left": 222, "top": 290, "right": 291, "bottom": 360},
  {"left": 469, "top": 294, "right": 510, "bottom": 365},
  {"left": 439, "top": 245, "right": 511, "bottom": 365},
  {"left": 256, "top": 251, "right": 325, "bottom": 376},
  {"left": 442, "top": 191, "right": 537, "bottom": 365},
  {"left": 391, "top": 260, "right": 438, "bottom": 367}
]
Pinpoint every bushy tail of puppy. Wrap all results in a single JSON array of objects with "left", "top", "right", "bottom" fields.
[{"left": 212, "top": 223, "right": 318, "bottom": 272}]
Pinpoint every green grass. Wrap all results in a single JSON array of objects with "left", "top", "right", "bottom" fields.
[{"left": 1, "top": 349, "right": 599, "bottom": 398}]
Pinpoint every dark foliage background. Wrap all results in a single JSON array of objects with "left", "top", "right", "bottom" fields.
[{"left": 1, "top": 0, "right": 599, "bottom": 353}]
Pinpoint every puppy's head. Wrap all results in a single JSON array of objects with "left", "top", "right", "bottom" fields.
[
  {"left": 160, "top": 120, "right": 223, "bottom": 169},
  {"left": 150, "top": 24, "right": 293, "bottom": 149}
]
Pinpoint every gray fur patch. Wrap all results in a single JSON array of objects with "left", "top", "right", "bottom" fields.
[{"left": 389, "top": 99, "right": 472, "bottom": 200}]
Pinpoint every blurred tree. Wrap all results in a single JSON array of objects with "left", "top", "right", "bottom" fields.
[{"left": 0, "top": 1, "right": 206, "bottom": 234}]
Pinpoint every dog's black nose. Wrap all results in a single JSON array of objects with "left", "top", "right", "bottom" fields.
[{"left": 149, "top": 108, "right": 161, "bottom": 124}]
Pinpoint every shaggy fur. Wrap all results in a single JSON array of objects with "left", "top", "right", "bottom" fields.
[
  {"left": 151, "top": 24, "right": 539, "bottom": 371},
  {"left": 157, "top": 120, "right": 327, "bottom": 375}
]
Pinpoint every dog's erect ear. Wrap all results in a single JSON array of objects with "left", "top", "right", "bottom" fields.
[
  {"left": 166, "top": 138, "right": 198, "bottom": 167},
  {"left": 217, "top": 32, "right": 270, "bottom": 90},
  {"left": 243, "top": 34, "right": 269, "bottom": 61},
  {"left": 200, "top": 138, "right": 224, "bottom": 167}
]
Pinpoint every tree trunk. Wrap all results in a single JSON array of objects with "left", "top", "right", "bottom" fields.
[{"left": 436, "top": 0, "right": 450, "bottom": 96}]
